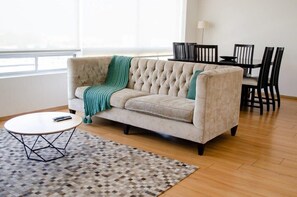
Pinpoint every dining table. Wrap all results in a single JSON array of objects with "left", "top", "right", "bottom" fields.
[
  {"left": 168, "top": 58, "right": 262, "bottom": 77},
  {"left": 217, "top": 60, "right": 262, "bottom": 69},
  {"left": 167, "top": 58, "right": 262, "bottom": 69}
]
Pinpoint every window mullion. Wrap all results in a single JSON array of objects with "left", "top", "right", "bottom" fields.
[{"left": 35, "top": 56, "right": 38, "bottom": 72}]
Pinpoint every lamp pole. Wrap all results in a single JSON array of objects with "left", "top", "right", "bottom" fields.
[
  {"left": 197, "top": 20, "right": 208, "bottom": 44},
  {"left": 201, "top": 28, "right": 204, "bottom": 44}
]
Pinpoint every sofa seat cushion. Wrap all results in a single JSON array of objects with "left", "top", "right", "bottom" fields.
[
  {"left": 125, "top": 95, "right": 195, "bottom": 123},
  {"left": 74, "top": 87, "right": 149, "bottom": 109},
  {"left": 109, "top": 88, "right": 150, "bottom": 108}
]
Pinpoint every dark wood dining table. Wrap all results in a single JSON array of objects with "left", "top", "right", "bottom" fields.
[
  {"left": 168, "top": 58, "right": 262, "bottom": 69},
  {"left": 217, "top": 60, "right": 262, "bottom": 69}
]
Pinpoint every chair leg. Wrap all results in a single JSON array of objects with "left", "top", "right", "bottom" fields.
[
  {"left": 251, "top": 88, "right": 255, "bottom": 108},
  {"left": 264, "top": 87, "right": 270, "bottom": 112},
  {"left": 269, "top": 85, "right": 276, "bottom": 111},
  {"left": 245, "top": 88, "right": 250, "bottom": 106},
  {"left": 240, "top": 90, "right": 244, "bottom": 109},
  {"left": 275, "top": 84, "right": 281, "bottom": 108},
  {"left": 241, "top": 86, "right": 247, "bottom": 108},
  {"left": 257, "top": 88, "right": 263, "bottom": 115}
]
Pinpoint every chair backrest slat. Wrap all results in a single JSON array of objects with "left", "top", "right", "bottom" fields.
[
  {"left": 185, "top": 42, "right": 196, "bottom": 61},
  {"left": 194, "top": 44, "right": 218, "bottom": 63},
  {"left": 173, "top": 42, "right": 186, "bottom": 60},
  {"left": 270, "top": 47, "right": 284, "bottom": 85},
  {"left": 234, "top": 44, "right": 254, "bottom": 64},
  {"left": 258, "top": 47, "right": 274, "bottom": 88}
]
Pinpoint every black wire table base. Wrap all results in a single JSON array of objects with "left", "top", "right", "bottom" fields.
[{"left": 7, "top": 128, "right": 76, "bottom": 162}]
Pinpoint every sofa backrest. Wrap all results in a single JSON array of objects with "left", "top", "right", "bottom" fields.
[{"left": 128, "top": 58, "right": 223, "bottom": 98}]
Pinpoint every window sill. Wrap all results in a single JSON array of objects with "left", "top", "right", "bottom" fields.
[{"left": 0, "top": 69, "right": 67, "bottom": 79}]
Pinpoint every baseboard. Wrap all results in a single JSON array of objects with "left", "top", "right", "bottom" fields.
[
  {"left": 0, "top": 105, "right": 68, "bottom": 121},
  {"left": 252, "top": 92, "right": 297, "bottom": 101},
  {"left": 281, "top": 95, "right": 297, "bottom": 100}
]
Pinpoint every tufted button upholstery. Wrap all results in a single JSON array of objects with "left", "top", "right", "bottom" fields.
[{"left": 128, "top": 58, "right": 221, "bottom": 97}]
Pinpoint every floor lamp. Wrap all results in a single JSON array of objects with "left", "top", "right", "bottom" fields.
[{"left": 197, "top": 21, "right": 208, "bottom": 44}]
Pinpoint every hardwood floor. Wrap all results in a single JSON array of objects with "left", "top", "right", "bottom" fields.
[{"left": 1, "top": 98, "right": 297, "bottom": 196}]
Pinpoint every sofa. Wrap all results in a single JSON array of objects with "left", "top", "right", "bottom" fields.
[{"left": 67, "top": 56, "right": 243, "bottom": 155}]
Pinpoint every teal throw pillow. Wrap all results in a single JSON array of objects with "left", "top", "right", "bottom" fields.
[{"left": 187, "top": 70, "right": 203, "bottom": 100}]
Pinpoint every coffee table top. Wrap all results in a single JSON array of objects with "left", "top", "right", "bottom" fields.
[{"left": 4, "top": 112, "right": 82, "bottom": 135}]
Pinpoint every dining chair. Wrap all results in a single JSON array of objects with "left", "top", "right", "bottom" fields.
[
  {"left": 234, "top": 44, "right": 254, "bottom": 74},
  {"left": 185, "top": 42, "right": 196, "bottom": 61},
  {"left": 241, "top": 47, "right": 274, "bottom": 115},
  {"left": 173, "top": 42, "right": 186, "bottom": 60},
  {"left": 194, "top": 44, "right": 218, "bottom": 63},
  {"left": 268, "top": 47, "right": 285, "bottom": 110},
  {"left": 249, "top": 47, "right": 284, "bottom": 111}
]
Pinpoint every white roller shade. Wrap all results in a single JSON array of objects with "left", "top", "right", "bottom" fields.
[
  {"left": 81, "top": 0, "right": 184, "bottom": 56},
  {"left": 0, "top": 0, "right": 79, "bottom": 51}
]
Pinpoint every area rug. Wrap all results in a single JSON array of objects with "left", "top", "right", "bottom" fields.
[{"left": 0, "top": 128, "right": 197, "bottom": 196}]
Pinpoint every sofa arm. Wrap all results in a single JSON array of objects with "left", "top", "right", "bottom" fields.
[
  {"left": 67, "top": 56, "right": 112, "bottom": 100},
  {"left": 193, "top": 67, "right": 243, "bottom": 143}
]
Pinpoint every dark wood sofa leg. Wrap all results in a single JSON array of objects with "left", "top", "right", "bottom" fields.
[
  {"left": 69, "top": 109, "right": 76, "bottom": 114},
  {"left": 123, "top": 124, "right": 130, "bottom": 135},
  {"left": 231, "top": 125, "right": 238, "bottom": 136},
  {"left": 197, "top": 143, "right": 205, "bottom": 155}
]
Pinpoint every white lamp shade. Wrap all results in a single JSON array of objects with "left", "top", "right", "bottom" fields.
[{"left": 197, "top": 21, "right": 208, "bottom": 29}]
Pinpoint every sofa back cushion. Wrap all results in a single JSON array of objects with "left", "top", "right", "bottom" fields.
[{"left": 128, "top": 58, "right": 221, "bottom": 98}]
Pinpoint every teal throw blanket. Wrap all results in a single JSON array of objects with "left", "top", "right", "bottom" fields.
[{"left": 83, "top": 56, "right": 132, "bottom": 123}]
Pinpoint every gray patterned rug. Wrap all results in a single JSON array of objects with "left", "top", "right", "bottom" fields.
[{"left": 0, "top": 128, "right": 197, "bottom": 196}]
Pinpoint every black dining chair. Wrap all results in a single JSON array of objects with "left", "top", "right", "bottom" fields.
[
  {"left": 173, "top": 42, "right": 186, "bottom": 60},
  {"left": 234, "top": 44, "right": 254, "bottom": 74},
  {"left": 249, "top": 47, "right": 284, "bottom": 111},
  {"left": 185, "top": 42, "right": 196, "bottom": 61},
  {"left": 194, "top": 44, "right": 218, "bottom": 63},
  {"left": 241, "top": 47, "right": 274, "bottom": 115}
]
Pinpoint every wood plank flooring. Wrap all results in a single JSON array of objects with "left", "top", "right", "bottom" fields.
[{"left": 1, "top": 98, "right": 297, "bottom": 196}]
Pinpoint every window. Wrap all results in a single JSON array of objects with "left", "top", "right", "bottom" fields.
[{"left": 81, "top": 0, "right": 185, "bottom": 56}]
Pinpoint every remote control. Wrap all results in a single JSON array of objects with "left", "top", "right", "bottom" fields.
[{"left": 53, "top": 116, "right": 72, "bottom": 122}]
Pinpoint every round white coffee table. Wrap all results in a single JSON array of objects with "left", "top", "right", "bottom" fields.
[{"left": 4, "top": 112, "right": 82, "bottom": 162}]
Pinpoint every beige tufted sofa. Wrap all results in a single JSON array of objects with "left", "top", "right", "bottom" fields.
[{"left": 67, "top": 56, "right": 243, "bottom": 155}]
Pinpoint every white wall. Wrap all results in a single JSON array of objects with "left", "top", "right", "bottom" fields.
[
  {"left": 184, "top": 0, "right": 200, "bottom": 42},
  {"left": 0, "top": 72, "right": 68, "bottom": 117},
  {"left": 191, "top": 0, "right": 297, "bottom": 97}
]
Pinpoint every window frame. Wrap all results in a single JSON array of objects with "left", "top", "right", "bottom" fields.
[{"left": 0, "top": 49, "right": 80, "bottom": 77}]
